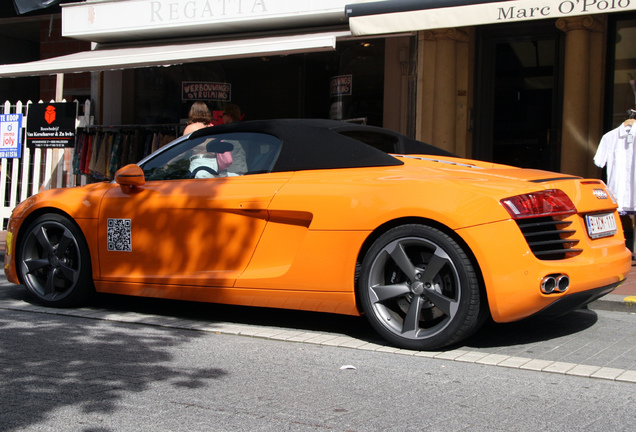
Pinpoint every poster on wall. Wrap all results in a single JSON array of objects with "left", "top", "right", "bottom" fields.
[
  {"left": 0, "top": 113, "right": 23, "bottom": 159},
  {"left": 182, "top": 81, "right": 231, "bottom": 101},
  {"left": 211, "top": 110, "right": 224, "bottom": 126},
  {"left": 26, "top": 102, "right": 78, "bottom": 148},
  {"left": 330, "top": 75, "right": 353, "bottom": 97},
  {"left": 330, "top": 75, "right": 353, "bottom": 120}
]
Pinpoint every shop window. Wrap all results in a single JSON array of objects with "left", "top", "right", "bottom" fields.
[{"left": 609, "top": 17, "right": 636, "bottom": 127}]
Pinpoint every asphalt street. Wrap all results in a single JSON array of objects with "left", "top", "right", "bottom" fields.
[{"left": 1, "top": 273, "right": 635, "bottom": 431}]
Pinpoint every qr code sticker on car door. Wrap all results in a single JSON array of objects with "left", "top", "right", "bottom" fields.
[{"left": 107, "top": 218, "right": 132, "bottom": 252}]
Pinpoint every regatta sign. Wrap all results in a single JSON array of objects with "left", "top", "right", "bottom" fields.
[
  {"left": 62, "top": 0, "right": 349, "bottom": 42},
  {"left": 150, "top": 0, "right": 267, "bottom": 21}
]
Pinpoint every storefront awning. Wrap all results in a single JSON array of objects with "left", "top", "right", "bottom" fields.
[
  {"left": 0, "top": 31, "right": 351, "bottom": 78},
  {"left": 346, "top": 0, "right": 636, "bottom": 35}
]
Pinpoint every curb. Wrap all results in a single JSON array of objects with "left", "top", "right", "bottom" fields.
[{"left": 588, "top": 293, "right": 636, "bottom": 313}]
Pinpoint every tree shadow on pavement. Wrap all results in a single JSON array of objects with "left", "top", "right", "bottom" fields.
[
  {"left": 0, "top": 284, "right": 375, "bottom": 342},
  {"left": 0, "top": 308, "right": 227, "bottom": 432},
  {"left": 93, "top": 292, "right": 379, "bottom": 341}
]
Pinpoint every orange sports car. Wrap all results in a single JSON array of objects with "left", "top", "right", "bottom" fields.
[{"left": 3, "top": 119, "right": 631, "bottom": 350}]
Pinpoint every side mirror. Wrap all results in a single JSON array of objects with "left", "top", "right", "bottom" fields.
[{"left": 115, "top": 164, "right": 145, "bottom": 190}]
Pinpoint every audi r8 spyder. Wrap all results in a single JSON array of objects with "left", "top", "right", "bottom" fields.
[{"left": 3, "top": 119, "right": 631, "bottom": 350}]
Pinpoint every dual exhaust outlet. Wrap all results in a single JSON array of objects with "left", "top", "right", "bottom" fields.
[{"left": 540, "top": 274, "right": 570, "bottom": 294}]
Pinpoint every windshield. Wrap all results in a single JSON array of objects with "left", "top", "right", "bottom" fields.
[{"left": 141, "top": 132, "right": 282, "bottom": 181}]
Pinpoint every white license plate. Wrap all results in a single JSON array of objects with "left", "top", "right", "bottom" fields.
[{"left": 585, "top": 213, "right": 617, "bottom": 239}]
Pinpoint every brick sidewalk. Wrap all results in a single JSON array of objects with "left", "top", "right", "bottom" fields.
[{"left": 614, "top": 261, "right": 636, "bottom": 296}]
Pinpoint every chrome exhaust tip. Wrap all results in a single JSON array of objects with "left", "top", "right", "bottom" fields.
[
  {"left": 541, "top": 274, "right": 569, "bottom": 294},
  {"left": 541, "top": 276, "right": 557, "bottom": 294},
  {"left": 555, "top": 274, "right": 570, "bottom": 293}
]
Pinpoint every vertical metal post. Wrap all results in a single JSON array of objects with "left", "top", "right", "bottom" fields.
[
  {"left": 406, "top": 35, "right": 418, "bottom": 139},
  {"left": 55, "top": 73, "right": 64, "bottom": 102}
]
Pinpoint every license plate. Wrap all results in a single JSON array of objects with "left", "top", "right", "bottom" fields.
[{"left": 585, "top": 213, "right": 617, "bottom": 239}]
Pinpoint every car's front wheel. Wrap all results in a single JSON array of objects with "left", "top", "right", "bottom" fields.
[
  {"left": 358, "top": 224, "right": 482, "bottom": 350},
  {"left": 17, "top": 213, "right": 94, "bottom": 307}
]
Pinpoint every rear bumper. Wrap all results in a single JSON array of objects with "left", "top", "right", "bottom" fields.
[
  {"left": 458, "top": 218, "right": 631, "bottom": 323},
  {"left": 526, "top": 282, "right": 620, "bottom": 319}
]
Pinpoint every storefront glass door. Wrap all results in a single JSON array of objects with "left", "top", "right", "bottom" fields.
[{"left": 474, "top": 21, "right": 563, "bottom": 171}]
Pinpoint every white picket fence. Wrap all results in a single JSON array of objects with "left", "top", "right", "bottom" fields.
[{"left": 0, "top": 99, "right": 90, "bottom": 229}]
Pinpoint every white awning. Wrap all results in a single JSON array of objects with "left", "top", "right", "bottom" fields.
[
  {"left": 346, "top": 0, "right": 636, "bottom": 36},
  {"left": 62, "top": 0, "right": 352, "bottom": 43},
  {"left": 0, "top": 31, "right": 351, "bottom": 78}
]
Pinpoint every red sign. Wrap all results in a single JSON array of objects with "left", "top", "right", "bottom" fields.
[{"left": 44, "top": 105, "right": 56, "bottom": 124}]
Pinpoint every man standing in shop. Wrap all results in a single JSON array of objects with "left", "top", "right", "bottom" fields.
[
  {"left": 222, "top": 104, "right": 247, "bottom": 175},
  {"left": 222, "top": 104, "right": 243, "bottom": 125}
]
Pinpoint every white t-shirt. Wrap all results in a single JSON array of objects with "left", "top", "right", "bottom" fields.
[
  {"left": 594, "top": 123, "right": 636, "bottom": 212},
  {"left": 190, "top": 157, "right": 220, "bottom": 178}
]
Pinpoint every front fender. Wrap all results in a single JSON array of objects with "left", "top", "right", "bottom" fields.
[{"left": 10, "top": 182, "right": 113, "bottom": 220}]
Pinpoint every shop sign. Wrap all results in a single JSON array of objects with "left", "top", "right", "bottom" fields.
[
  {"left": 348, "top": 0, "right": 636, "bottom": 36},
  {"left": 63, "top": 0, "right": 348, "bottom": 42},
  {"left": 26, "top": 102, "right": 78, "bottom": 148},
  {"left": 0, "top": 113, "right": 23, "bottom": 159},
  {"left": 182, "top": 81, "right": 231, "bottom": 101},
  {"left": 330, "top": 75, "right": 352, "bottom": 97}
]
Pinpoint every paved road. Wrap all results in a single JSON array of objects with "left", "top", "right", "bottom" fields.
[{"left": 1, "top": 275, "right": 635, "bottom": 431}]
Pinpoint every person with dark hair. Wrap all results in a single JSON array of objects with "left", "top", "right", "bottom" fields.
[
  {"left": 222, "top": 103, "right": 242, "bottom": 124},
  {"left": 183, "top": 101, "right": 213, "bottom": 135}
]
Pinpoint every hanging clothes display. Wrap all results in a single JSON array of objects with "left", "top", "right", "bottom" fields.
[
  {"left": 593, "top": 120, "right": 636, "bottom": 214},
  {"left": 73, "top": 125, "right": 177, "bottom": 182}
]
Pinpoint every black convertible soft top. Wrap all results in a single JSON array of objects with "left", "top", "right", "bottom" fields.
[{"left": 189, "top": 119, "right": 454, "bottom": 172}]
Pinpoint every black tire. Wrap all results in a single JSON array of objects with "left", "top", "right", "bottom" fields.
[
  {"left": 358, "top": 224, "right": 483, "bottom": 350},
  {"left": 17, "top": 213, "right": 94, "bottom": 307}
]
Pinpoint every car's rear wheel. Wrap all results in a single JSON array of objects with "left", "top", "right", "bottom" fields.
[
  {"left": 358, "top": 224, "right": 482, "bottom": 350},
  {"left": 17, "top": 214, "right": 94, "bottom": 307}
]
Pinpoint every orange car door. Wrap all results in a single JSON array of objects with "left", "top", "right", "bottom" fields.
[{"left": 97, "top": 174, "right": 291, "bottom": 287}]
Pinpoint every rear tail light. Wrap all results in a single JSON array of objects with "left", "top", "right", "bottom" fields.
[{"left": 500, "top": 189, "right": 577, "bottom": 220}]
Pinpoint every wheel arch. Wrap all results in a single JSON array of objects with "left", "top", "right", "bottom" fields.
[
  {"left": 13, "top": 207, "right": 96, "bottom": 285},
  {"left": 354, "top": 216, "right": 488, "bottom": 315}
]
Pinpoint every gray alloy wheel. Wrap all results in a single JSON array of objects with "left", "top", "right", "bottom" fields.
[
  {"left": 18, "top": 213, "right": 94, "bottom": 307},
  {"left": 358, "top": 224, "right": 482, "bottom": 350}
]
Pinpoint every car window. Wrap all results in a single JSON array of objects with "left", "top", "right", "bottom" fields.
[{"left": 141, "top": 132, "right": 282, "bottom": 181}]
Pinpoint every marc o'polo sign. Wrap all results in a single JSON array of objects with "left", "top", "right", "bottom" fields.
[{"left": 26, "top": 102, "right": 78, "bottom": 148}]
